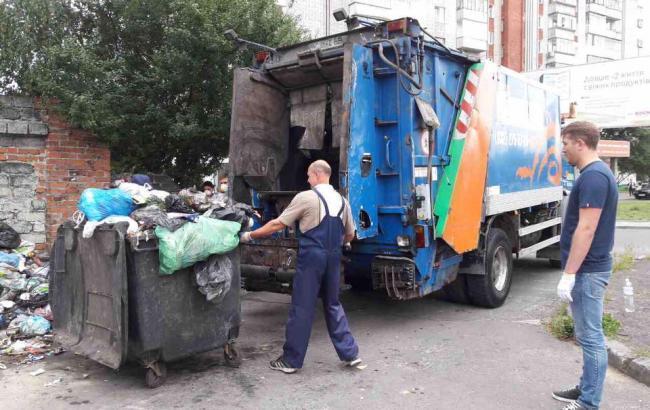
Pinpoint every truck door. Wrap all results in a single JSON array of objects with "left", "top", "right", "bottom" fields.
[{"left": 344, "top": 44, "right": 379, "bottom": 239}]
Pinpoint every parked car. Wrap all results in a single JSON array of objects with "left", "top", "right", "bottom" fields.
[{"left": 634, "top": 183, "right": 650, "bottom": 199}]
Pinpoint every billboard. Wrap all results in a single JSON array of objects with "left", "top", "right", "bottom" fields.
[{"left": 527, "top": 56, "right": 650, "bottom": 129}]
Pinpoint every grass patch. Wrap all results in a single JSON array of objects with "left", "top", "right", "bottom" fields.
[
  {"left": 617, "top": 200, "right": 650, "bottom": 221},
  {"left": 613, "top": 249, "right": 635, "bottom": 273},
  {"left": 633, "top": 347, "right": 650, "bottom": 359},
  {"left": 548, "top": 304, "right": 621, "bottom": 340}
]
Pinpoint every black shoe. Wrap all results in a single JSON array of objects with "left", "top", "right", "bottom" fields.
[
  {"left": 269, "top": 356, "right": 297, "bottom": 374},
  {"left": 561, "top": 401, "right": 587, "bottom": 410},
  {"left": 552, "top": 386, "right": 581, "bottom": 403}
]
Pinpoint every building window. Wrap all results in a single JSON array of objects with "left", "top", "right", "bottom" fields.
[
  {"left": 638, "top": 39, "right": 644, "bottom": 48},
  {"left": 638, "top": 19, "right": 644, "bottom": 29},
  {"left": 488, "top": 31, "right": 494, "bottom": 45},
  {"left": 435, "top": 6, "right": 446, "bottom": 24},
  {"left": 457, "top": 0, "right": 487, "bottom": 13}
]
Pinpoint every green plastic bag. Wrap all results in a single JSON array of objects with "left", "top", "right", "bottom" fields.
[{"left": 155, "top": 216, "right": 241, "bottom": 275}]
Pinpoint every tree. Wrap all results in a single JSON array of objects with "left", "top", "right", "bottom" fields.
[
  {"left": 0, "top": 0, "right": 304, "bottom": 185},
  {"left": 601, "top": 127, "right": 650, "bottom": 182}
]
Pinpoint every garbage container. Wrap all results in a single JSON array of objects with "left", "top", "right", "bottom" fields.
[{"left": 50, "top": 221, "right": 241, "bottom": 388}]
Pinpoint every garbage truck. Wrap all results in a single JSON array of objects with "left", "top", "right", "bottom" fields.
[{"left": 229, "top": 18, "right": 563, "bottom": 307}]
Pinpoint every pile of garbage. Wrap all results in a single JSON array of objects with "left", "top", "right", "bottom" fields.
[
  {"left": 75, "top": 174, "right": 256, "bottom": 303},
  {"left": 1, "top": 222, "right": 59, "bottom": 366}
]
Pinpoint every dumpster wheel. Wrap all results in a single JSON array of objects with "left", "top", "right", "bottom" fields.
[
  {"left": 144, "top": 361, "right": 167, "bottom": 388},
  {"left": 224, "top": 341, "right": 241, "bottom": 368}
]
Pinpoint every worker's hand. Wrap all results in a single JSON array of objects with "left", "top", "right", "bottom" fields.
[
  {"left": 556, "top": 272, "right": 576, "bottom": 303},
  {"left": 239, "top": 231, "right": 253, "bottom": 243}
]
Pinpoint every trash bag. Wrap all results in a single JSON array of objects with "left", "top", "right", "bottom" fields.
[
  {"left": 164, "top": 194, "right": 194, "bottom": 214},
  {"left": 131, "top": 174, "right": 152, "bottom": 186},
  {"left": 194, "top": 254, "right": 232, "bottom": 303},
  {"left": 19, "top": 315, "right": 51, "bottom": 336},
  {"left": 131, "top": 206, "right": 177, "bottom": 231},
  {"left": 178, "top": 189, "right": 212, "bottom": 212},
  {"left": 0, "top": 252, "right": 21, "bottom": 269},
  {"left": 78, "top": 188, "right": 136, "bottom": 221},
  {"left": 117, "top": 182, "right": 153, "bottom": 204},
  {"left": 155, "top": 216, "right": 241, "bottom": 275},
  {"left": 82, "top": 216, "right": 139, "bottom": 239},
  {"left": 0, "top": 222, "right": 21, "bottom": 250},
  {"left": 205, "top": 203, "right": 256, "bottom": 228}
]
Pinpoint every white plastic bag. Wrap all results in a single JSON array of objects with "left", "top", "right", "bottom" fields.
[{"left": 82, "top": 216, "right": 139, "bottom": 238}]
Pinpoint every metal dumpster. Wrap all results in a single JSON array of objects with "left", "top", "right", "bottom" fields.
[{"left": 50, "top": 221, "right": 241, "bottom": 387}]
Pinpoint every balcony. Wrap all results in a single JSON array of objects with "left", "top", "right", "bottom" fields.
[
  {"left": 457, "top": 36, "right": 487, "bottom": 53},
  {"left": 548, "top": 3, "right": 577, "bottom": 17},
  {"left": 552, "top": 0, "right": 578, "bottom": 6},
  {"left": 586, "top": 24, "right": 622, "bottom": 40},
  {"left": 586, "top": 44, "right": 622, "bottom": 60},
  {"left": 457, "top": 8, "right": 487, "bottom": 24},
  {"left": 546, "top": 51, "right": 576, "bottom": 67},
  {"left": 548, "top": 27, "right": 576, "bottom": 40},
  {"left": 586, "top": 2, "right": 622, "bottom": 20}
]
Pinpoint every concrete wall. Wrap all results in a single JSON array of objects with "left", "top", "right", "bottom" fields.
[{"left": 0, "top": 95, "right": 111, "bottom": 250}]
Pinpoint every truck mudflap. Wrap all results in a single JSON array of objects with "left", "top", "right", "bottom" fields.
[{"left": 371, "top": 256, "right": 418, "bottom": 300}]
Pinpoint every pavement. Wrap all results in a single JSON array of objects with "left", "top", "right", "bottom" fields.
[{"left": 1, "top": 253, "right": 649, "bottom": 409}]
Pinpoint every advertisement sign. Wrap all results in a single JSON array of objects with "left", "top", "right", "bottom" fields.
[{"left": 528, "top": 57, "right": 650, "bottom": 128}]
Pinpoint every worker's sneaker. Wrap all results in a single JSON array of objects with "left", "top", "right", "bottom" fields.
[
  {"left": 552, "top": 386, "right": 581, "bottom": 403},
  {"left": 269, "top": 356, "right": 297, "bottom": 374},
  {"left": 345, "top": 357, "right": 363, "bottom": 368},
  {"left": 561, "top": 401, "right": 587, "bottom": 410}
]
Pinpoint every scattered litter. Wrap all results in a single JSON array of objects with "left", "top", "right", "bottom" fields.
[
  {"left": 82, "top": 373, "right": 89, "bottom": 379},
  {"left": 30, "top": 368, "right": 45, "bottom": 376},
  {"left": 45, "top": 377, "right": 64, "bottom": 387},
  {"left": 20, "top": 315, "right": 51, "bottom": 336},
  {"left": 0, "top": 362, "right": 6, "bottom": 370}
]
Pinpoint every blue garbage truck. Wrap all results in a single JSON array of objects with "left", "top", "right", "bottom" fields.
[{"left": 229, "top": 18, "right": 563, "bottom": 307}]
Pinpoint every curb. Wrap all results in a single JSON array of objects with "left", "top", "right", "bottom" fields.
[
  {"left": 607, "top": 339, "right": 650, "bottom": 387},
  {"left": 616, "top": 222, "right": 650, "bottom": 229}
]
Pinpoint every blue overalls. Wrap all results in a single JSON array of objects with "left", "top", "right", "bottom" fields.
[{"left": 282, "top": 188, "right": 359, "bottom": 368}]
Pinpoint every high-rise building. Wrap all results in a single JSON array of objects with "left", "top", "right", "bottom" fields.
[{"left": 277, "top": 0, "right": 649, "bottom": 71}]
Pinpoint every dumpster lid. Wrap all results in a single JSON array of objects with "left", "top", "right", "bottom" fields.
[{"left": 53, "top": 223, "right": 129, "bottom": 369}]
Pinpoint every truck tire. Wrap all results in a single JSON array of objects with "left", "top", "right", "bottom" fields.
[{"left": 466, "top": 228, "right": 513, "bottom": 308}]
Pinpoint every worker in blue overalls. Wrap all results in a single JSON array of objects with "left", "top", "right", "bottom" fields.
[{"left": 239, "top": 159, "right": 362, "bottom": 373}]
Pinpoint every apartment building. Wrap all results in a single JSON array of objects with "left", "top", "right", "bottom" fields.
[{"left": 278, "top": 0, "right": 649, "bottom": 71}]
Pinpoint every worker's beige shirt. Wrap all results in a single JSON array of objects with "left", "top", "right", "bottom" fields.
[{"left": 278, "top": 184, "right": 355, "bottom": 236}]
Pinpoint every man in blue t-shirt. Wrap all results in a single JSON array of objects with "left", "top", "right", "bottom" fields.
[{"left": 552, "top": 121, "right": 618, "bottom": 410}]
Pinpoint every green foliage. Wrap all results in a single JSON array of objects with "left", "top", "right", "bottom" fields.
[
  {"left": 601, "top": 127, "right": 650, "bottom": 182},
  {"left": 549, "top": 304, "right": 575, "bottom": 339},
  {"left": 617, "top": 201, "right": 650, "bottom": 221},
  {"left": 613, "top": 248, "right": 635, "bottom": 272},
  {"left": 0, "top": 0, "right": 304, "bottom": 185},
  {"left": 549, "top": 304, "right": 621, "bottom": 340},
  {"left": 602, "top": 313, "right": 621, "bottom": 338}
]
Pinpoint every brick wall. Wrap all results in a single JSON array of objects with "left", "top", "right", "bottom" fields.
[
  {"left": 501, "top": 0, "right": 524, "bottom": 72},
  {"left": 0, "top": 95, "right": 110, "bottom": 251}
]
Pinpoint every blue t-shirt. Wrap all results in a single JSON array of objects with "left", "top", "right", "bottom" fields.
[{"left": 560, "top": 160, "right": 618, "bottom": 273}]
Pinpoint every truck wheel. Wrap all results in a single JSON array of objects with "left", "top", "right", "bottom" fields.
[{"left": 466, "top": 228, "right": 513, "bottom": 308}]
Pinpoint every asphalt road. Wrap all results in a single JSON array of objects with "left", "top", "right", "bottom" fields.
[{"left": 2, "top": 239, "right": 649, "bottom": 409}]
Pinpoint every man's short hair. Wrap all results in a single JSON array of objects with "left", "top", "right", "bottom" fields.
[
  {"left": 308, "top": 160, "right": 332, "bottom": 176},
  {"left": 562, "top": 121, "right": 601, "bottom": 150},
  {"left": 201, "top": 181, "right": 215, "bottom": 189}
]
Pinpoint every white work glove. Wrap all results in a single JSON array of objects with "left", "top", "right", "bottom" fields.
[
  {"left": 556, "top": 272, "right": 576, "bottom": 303},
  {"left": 239, "top": 231, "right": 253, "bottom": 243}
]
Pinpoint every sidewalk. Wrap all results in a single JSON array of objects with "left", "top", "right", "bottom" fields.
[
  {"left": 616, "top": 221, "right": 650, "bottom": 229},
  {"left": 606, "top": 257, "right": 650, "bottom": 386}
]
